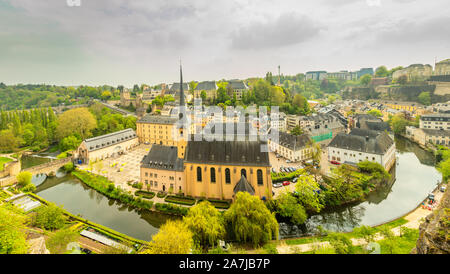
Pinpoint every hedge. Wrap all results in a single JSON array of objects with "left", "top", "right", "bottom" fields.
[
  {"left": 164, "top": 195, "right": 196, "bottom": 206},
  {"left": 197, "top": 198, "right": 231, "bottom": 209},
  {"left": 135, "top": 190, "right": 155, "bottom": 199},
  {"left": 72, "top": 170, "right": 153, "bottom": 210},
  {"left": 155, "top": 203, "right": 189, "bottom": 216},
  {"left": 157, "top": 191, "right": 167, "bottom": 198}
]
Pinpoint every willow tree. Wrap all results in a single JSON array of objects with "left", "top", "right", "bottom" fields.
[
  {"left": 144, "top": 220, "right": 193, "bottom": 254},
  {"left": 183, "top": 201, "right": 225, "bottom": 250},
  {"left": 224, "top": 192, "right": 278, "bottom": 247}
]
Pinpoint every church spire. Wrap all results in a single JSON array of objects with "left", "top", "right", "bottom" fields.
[{"left": 179, "top": 60, "right": 185, "bottom": 107}]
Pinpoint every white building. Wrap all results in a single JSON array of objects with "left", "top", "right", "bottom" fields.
[
  {"left": 268, "top": 130, "right": 315, "bottom": 162},
  {"left": 327, "top": 128, "right": 396, "bottom": 171}
]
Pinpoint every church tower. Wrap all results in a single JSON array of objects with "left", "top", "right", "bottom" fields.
[{"left": 177, "top": 62, "right": 187, "bottom": 159}]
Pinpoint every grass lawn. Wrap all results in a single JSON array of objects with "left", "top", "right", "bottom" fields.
[{"left": 0, "top": 157, "right": 13, "bottom": 171}]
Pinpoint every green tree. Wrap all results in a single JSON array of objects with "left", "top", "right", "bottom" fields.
[
  {"left": 144, "top": 220, "right": 193, "bottom": 254},
  {"left": 56, "top": 108, "right": 97, "bottom": 140},
  {"left": 276, "top": 191, "right": 307, "bottom": 225},
  {"left": 389, "top": 114, "right": 409, "bottom": 135},
  {"left": 59, "top": 135, "right": 81, "bottom": 152},
  {"left": 294, "top": 175, "right": 324, "bottom": 212},
  {"left": 367, "top": 109, "right": 382, "bottom": 117},
  {"left": 291, "top": 126, "right": 304, "bottom": 136},
  {"left": 328, "top": 233, "right": 353, "bottom": 254},
  {"left": 16, "top": 171, "right": 32, "bottom": 188},
  {"left": 360, "top": 74, "right": 372, "bottom": 86},
  {"left": 353, "top": 225, "right": 376, "bottom": 246},
  {"left": 183, "top": 201, "right": 225, "bottom": 249},
  {"left": 0, "top": 205, "right": 29, "bottom": 254},
  {"left": 375, "top": 66, "right": 389, "bottom": 77},
  {"left": 418, "top": 92, "right": 431, "bottom": 106},
  {"left": 224, "top": 192, "right": 278, "bottom": 247},
  {"left": 33, "top": 203, "right": 67, "bottom": 230},
  {"left": 46, "top": 229, "right": 79, "bottom": 254}
]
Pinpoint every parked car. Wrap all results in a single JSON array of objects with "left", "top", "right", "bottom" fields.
[
  {"left": 330, "top": 160, "right": 340, "bottom": 165},
  {"left": 428, "top": 193, "right": 435, "bottom": 201},
  {"left": 273, "top": 183, "right": 283, "bottom": 188},
  {"left": 292, "top": 177, "right": 298, "bottom": 183},
  {"left": 440, "top": 186, "right": 446, "bottom": 192},
  {"left": 282, "top": 181, "right": 290, "bottom": 186},
  {"left": 286, "top": 160, "right": 292, "bottom": 163},
  {"left": 271, "top": 168, "right": 276, "bottom": 173}
]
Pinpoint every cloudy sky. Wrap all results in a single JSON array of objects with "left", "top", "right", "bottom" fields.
[{"left": 1, "top": 0, "right": 449, "bottom": 87}]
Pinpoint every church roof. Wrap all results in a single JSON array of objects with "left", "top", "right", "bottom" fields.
[
  {"left": 137, "top": 114, "right": 178, "bottom": 124},
  {"left": 185, "top": 140, "right": 270, "bottom": 167},
  {"left": 233, "top": 175, "right": 255, "bottom": 195},
  {"left": 195, "top": 81, "right": 217, "bottom": 91}
]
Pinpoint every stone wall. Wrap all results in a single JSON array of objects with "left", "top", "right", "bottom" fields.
[{"left": 412, "top": 186, "right": 450, "bottom": 254}]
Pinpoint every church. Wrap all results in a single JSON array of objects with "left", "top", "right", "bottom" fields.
[{"left": 139, "top": 65, "right": 272, "bottom": 201}]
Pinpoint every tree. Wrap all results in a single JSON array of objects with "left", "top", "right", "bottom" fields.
[
  {"left": 328, "top": 233, "right": 353, "bottom": 254},
  {"left": 353, "top": 225, "right": 376, "bottom": 246},
  {"left": 33, "top": 203, "right": 67, "bottom": 230},
  {"left": 183, "top": 201, "right": 225, "bottom": 249},
  {"left": 0, "top": 205, "right": 28, "bottom": 254},
  {"left": 0, "top": 129, "right": 20, "bottom": 152},
  {"left": 101, "top": 91, "right": 112, "bottom": 101},
  {"left": 56, "top": 108, "right": 97, "bottom": 140},
  {"left": 276, "top": 191, "right": 307, "bottom": 225},
  {"left": 16, "top": 171, "right": 32, "bottom": 188},
  {"left": 291, "top": 126, "right": 304, "bottom": 136},
  {"left": 200, "top": 90, "right": 207, "bottom": 102},
  {"left": 294, "top": 175, "right": 324, "bottom": 212},
  {"left": 389, "top": 114, "right": 409, "bottom": 135},
  {"left": 418, "top": 92, "right": 431, "bottom": 106},
  {"left": 46, "top": 229, "right": 79, "bottom": 254},
  {"left": 360, "top": 74, "right": 372, "bottom": 86},
  {"left": 224, "top": 192, "right": 278, "bottom": 247},
  {"left": 59, "top": 135, "right": 81, "bottom": 152},
  {"left": 367, "top": 109, "right": 382, "bottom": 118},
  {"left": 375, "top": 66, "right": 389, "bottom": 77},
  {"left": 144, "top": 220, "right": 193, "bottom": 254}
]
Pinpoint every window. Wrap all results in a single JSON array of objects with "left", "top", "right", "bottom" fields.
[
  {"left": 210, "top": 168, "right": 216, "bottom": 183},
  {"left": 197, "top": 167, "right": 202, "bottom": 182},
  {"left": 225, "top": 168, "right": 231, "bottom": 184},
  {"left": 241, "top": 169, "right": 247, "bottom": 178},
  {"left": 257, "top": 169, "right": 263, "bottom": 185}
]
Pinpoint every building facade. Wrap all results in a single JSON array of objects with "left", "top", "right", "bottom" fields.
[
  {"left": 327, "top": 128, "right": 396, "bottom": 171},
  {"left": 76, "top": 128, "right": 139, "bottom": 164},
  {"left": 268, "top": 130, "right": 315, "bottom": 162}
]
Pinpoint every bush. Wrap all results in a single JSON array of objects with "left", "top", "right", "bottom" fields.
[
  {"left": 157, "top": 191, "right": 167, "bottom": 198},
  {"left": 56, "top": 151, "right": 68, "bottom": 159},
  {"left": 21, "top": 184, "right": 36, "bottom": 193},
  {"left": 272, "top": 169, "right": 304, "bottom": 183},
  {"left": 16, "top": 171, "right": 32, "bottom": 188},
  {"left": 155, "top": 203, "right": 189, "bottom": 216},
  {"left": 46, "top": 229, "right": 79, "bottom": 254},
  {"left": 135, "top": 190, "right": 155, "bottom": 199},
  {"left": 164, "top": 195, "right": 196, "bottom": 206},
  {"left": 33, "top": 203, "right": 68, "bottom": 230},
  {"left": 63, "top": 162, "right": 75, "bottom": 172}
]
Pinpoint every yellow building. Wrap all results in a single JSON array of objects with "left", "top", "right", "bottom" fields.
[
  {"left": 136, "top": 115, "right": 179, "bottom": 146},
  {"left": 381, "top": 101, "right": 424, "bottom": 113},
  {"left": 183, "top": 140, "right": 272, "bottom": 200}
]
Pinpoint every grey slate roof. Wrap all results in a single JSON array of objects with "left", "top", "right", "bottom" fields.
[
  {"left": 233, "top": 175, "right": 255, "bottom": 195},
  {"left": 328, "top": 128, "right": 394, "bottom": 155},
  {"left": 185, "top": 140, "right": 270, "bottom": 167},
  {"left": 228, "top": 81, "right": 248, "bottom": 90},
  {"left": 270, "top": 129, "right": 313, "bottom": 151},
  {"left": 195, "top": 81, "right": 217, "bottom": 91},
  {"left": 137, "top": 114, "right": 178, "bottom": 124},
  {"left": 141, "top": 145, "right": 184, "bottom": 171},
  {"left": 169, "top": 82, "right": 189, "bottom": 92},
  {"left": 84, "top": 128, "right": 137, "bottom": 152}
]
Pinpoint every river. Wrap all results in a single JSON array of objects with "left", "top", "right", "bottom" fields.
[{"left": 28, "top": 137, "right": 441, "bottom": 240}]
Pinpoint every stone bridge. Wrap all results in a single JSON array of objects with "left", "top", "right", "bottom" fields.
[{"left": 0, "top": 158, "right": 72, "bottom": 187}]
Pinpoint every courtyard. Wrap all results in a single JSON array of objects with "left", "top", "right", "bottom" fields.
[{"left": 78, "top": 144, "right": 152, "bottom": 192}]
